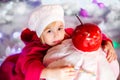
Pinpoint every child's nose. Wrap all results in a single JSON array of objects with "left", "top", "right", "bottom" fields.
[{"left": 54, "top": 32, "right": 59, "bottom": 39}]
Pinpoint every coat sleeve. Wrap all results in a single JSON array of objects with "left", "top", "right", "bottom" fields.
[
  {"left": 65, "top": 28, "right": 74, "bottom": 36},
  {"left": 0, "top": 54, "right": 20, "bottom": 80},
  {"left": 16, "top": 43, "right": 48, "bottom": 80},
  {"left": 23, "top": 47, "right": 46, "bottom": 80},
  {"left": 102, "top": 33, "right": 113, "bottom": 45},
  {"left": 25, "top": 60, "right": 45, "bottom": 80}
]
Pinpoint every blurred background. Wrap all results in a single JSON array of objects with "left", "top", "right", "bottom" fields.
[{"left": 0, "top": 0, "right": 120, "bottom": 78}]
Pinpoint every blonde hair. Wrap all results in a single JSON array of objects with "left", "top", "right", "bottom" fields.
[{"left": 40, "top": 35, "right": 45, "bottom": 44}]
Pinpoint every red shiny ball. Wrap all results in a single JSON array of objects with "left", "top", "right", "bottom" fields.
[{"left": 72, "top": 23, "right": 102, "bottom": 52}]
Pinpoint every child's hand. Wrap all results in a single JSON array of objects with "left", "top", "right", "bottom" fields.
[
  {"left": 79, "top": 68, "right": 96, "bottom": 76},
  {"left": 41, "top": 66, "right": 77, "bottom": 80},
  {"left": 102, "top": 41, "right": 117, "bottom": 62}
]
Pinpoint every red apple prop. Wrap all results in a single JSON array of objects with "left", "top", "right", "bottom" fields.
[{"left": 72, "top": 15, "right": 102, "bottom": 52}]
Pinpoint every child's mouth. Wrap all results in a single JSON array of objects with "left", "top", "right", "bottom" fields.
[{"left": 53, "top": 40, "right": 61, "bottom": 44}]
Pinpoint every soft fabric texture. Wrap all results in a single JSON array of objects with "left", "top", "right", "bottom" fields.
[
  {"left": 44, "top": 39, "right": 119, "bottom": 80},
  {"left": 28, "top": 4, "right": 64, "bottom": 37}
]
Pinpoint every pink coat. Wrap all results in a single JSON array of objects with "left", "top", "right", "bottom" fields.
[{"left": 0, "top": 28, "right": 73, "bottom": 80}]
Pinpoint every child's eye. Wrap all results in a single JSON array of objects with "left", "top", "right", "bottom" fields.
[
  {"left": 58, "top": 28, "right": 63, "bottom": 31},
  {"left": 47, "top": 30, "right": 52, "bottom": 33}
]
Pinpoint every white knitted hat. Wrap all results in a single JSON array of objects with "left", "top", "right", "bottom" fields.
[{"left": 28, "top": 4, "right": 64, "bottom": 37}]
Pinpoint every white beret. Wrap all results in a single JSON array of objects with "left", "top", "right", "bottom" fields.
[{"left": 28, "top": 4, "right": 64, "bottom": 37}]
